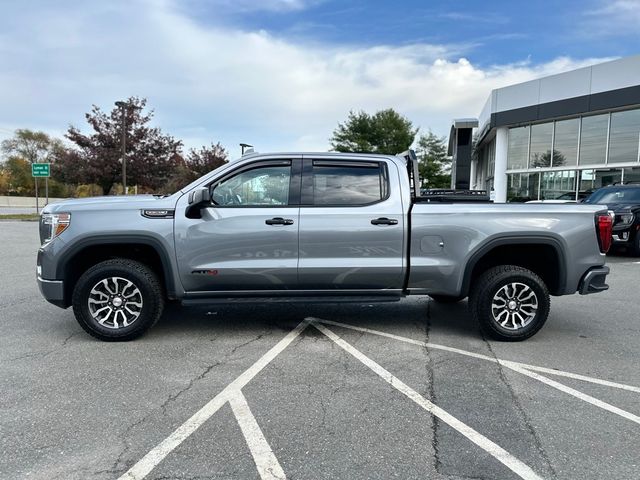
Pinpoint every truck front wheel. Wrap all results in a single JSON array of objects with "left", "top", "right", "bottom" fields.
[
  {"left": 72, "top": 259, "right": 164, "bottom": 341},
  {"left": 469, "top": 265, "right": 550, "bottom": 341}
]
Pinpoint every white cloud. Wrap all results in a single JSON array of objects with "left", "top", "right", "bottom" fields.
[
  {"left": 584, "top": 0, "right": 640, "bottom": 35},
  {"left": 0, "top": 0, "right": 614, "bottom": 157}
]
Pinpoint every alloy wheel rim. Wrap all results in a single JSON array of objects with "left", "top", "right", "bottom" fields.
[
  {"left": 87, "top": 277, "right": 143, "bottom": 329},
  {"left": 491, "top": 282, "right": 538, "bottom": 330}
]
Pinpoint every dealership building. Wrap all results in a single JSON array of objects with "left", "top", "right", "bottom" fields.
[{"left": 448, "top": 55, "right": 640, "bottom": 202}]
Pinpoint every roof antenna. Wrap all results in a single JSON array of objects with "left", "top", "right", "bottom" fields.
[{"left": 240, "top": 143, "right": 254, "bottom": 155}]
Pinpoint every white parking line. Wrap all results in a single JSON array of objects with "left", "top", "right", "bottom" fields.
[
  {"left": 313, "top": 321, "right": 544, "bottom": 480},
  {"left": 316, "top": 319, "right": 640, "bottom": 393},
  {"left": 118, "top": 320, "right": 310, "bottom": 480},
  {"left": 314, "top": 319, "right": 640, "bottom": 425},
  {"left": 502, "top": 362, "right": 640, "bottom": 425},
  {"left": 229, "top": 390, "right": 286, "bottom": 480}
]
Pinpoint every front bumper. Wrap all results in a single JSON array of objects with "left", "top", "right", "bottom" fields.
[
  {"left": 578, "top": 266, "right": 610, "bottom": 295},
  {"left": 37, "top": 276, "right": 67, "bottom": 308}
]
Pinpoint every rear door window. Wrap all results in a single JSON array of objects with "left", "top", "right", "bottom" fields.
[{"left": 309, "top": 161, "right": 388, "bottom": 206}]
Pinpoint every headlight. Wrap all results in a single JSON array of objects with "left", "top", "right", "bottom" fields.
[
  {"left": 40, "top": 213, "right": 71, "bottom": 244},
  {"left": 618, "top": 213, "right": 634, "bottom": 225}
]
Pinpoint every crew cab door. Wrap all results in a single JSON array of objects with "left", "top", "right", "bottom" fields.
[
  {"left": 174, "top": 158, "right": 301, "bottom": 292},
  {"left": 297, "top": 157, "right": 405, "bottom": 290}
]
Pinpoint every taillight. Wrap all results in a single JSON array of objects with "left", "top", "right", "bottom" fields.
[{"left": 595, "top": 212, "right": 613, "bottom": 253}]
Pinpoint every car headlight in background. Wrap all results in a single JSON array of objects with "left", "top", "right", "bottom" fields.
[
  {"left": 40, "top": 213, "right": 71, "bottom": 244},
  {"left": 617, "top": 212, "right": 634, "bottom": 225}
]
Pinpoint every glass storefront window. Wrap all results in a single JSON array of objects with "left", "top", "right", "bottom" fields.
[
  {"left": 553, "top": 118, "right": 579, "bottom": 167},
  {"left": 507, "top": 126, "right": 529, "bottom": 170},
  {"left": 530, "top": 122, "right": 553, "bottom": 167},
  {"left": 608, "top": 109, "right": 640, "bottom": 164},
  {"left": 580, "top": 169, "right": 622, "bottom": 197},
  {"left": 623, "top": 167, "right": 640, "bottom": 184},
  {"left": 540, "top": 170, "right": 576, "bottom": 200},
  {"left": 507, "top": 172, "right": 540, "bottom": 202},
  {"left": 579, "top": 114, "right": 608, "bottom": 165}
]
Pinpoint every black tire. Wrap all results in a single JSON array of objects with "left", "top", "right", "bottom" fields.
[
  {"left": 429, "top": 294, "right": 465, "bottom": 304},
  {"left": 468, "top": 265, "right": 550, "bottom": 341},
  {"left": 72, "top": 259, "right": 164, "bottom": 341}
]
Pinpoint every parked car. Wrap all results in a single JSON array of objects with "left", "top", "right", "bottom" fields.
[
  {"left": 583, "top": 184, "right": 640, "bottom": 255},
  {"left": 38, "top": 150, "right": 612, "bottom": 342}
]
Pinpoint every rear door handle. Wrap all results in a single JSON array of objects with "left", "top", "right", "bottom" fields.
[
  {"left": 371, "top": 217, "right": 398, "bottom": 225},
  {"left": 265, "top": 217, "right": 294, "bottom": 226}
]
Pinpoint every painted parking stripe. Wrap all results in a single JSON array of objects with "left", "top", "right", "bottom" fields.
[
  {"left": 313, "top": 321, "right": 544, "bottom": 480},
  {"left": 501, "top": 362, "right": 640, "bottom": 425},
  {"left": 118, "top": 320, "right": 310, "bottom": 480},
  {"left": 229, "top": 390, "right": 286, "bottom": 480},
  {"left": 314, "top": 319, "right": 640, "bottom": 425},
  {"left": 316, "top": 319, "right": 640, "bottom": 393}
]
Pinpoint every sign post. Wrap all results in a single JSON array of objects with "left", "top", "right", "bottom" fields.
[{"left": 32, "top": 163, "right": 51, "bottom": 214}]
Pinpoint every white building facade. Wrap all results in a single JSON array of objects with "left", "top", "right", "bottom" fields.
[{"left": 462, "top": 55, "right": 640, "bottom": 202}]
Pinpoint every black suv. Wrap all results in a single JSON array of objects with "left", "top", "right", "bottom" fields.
[{"left": 584, "top": 184, "right": 640, "bottom": 255}]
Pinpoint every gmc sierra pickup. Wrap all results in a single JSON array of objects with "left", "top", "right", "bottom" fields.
[{"left": 37, "top": 150, "right": 612, "bottom": 341}]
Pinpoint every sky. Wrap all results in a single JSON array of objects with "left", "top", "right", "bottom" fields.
[{"left": 0, "top": 0, "right": 639, "bottom": 157}]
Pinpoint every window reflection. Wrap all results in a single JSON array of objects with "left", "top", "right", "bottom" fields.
[
  {"left": 540, "top": 170, "right": 576, "bottom": 200},
  {"left": 553, "top": 118, "right": 579, "bottom": 167},
  {"left": 579, "top": 115, "right": 608, "bottom": 165},
  {"left": 507, "top": 126, "right": 529, "bottom": 170},
  {"left": 609, "top": 110, "right": 640, "bottom": 164},
  {"left": 530, "top": 123, "right": 553, "bottom": 167}
]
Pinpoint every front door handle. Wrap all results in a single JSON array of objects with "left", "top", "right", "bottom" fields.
[
  {"left": 371, "top": 217, "right": 398, "bottom": 226},
  {"left": 265, "top": 217, "right": 294, "bottom": 226}
]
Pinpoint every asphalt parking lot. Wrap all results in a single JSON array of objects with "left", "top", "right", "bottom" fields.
[{"left": 1, "top": 221, "right": 638, "bottom": 480}]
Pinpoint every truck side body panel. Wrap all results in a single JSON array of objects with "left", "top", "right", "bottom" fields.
[{"left": 407, "top": 203, "right": 606, "bottom": 296}]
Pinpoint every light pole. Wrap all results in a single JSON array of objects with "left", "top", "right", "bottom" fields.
[{"left": 115, "top": 100, "right": 141, "bottom": 195}]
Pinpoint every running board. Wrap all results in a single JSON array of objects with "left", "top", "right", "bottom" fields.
[{"left": 181, "top": 295, "right": 403, "bottom": 306}]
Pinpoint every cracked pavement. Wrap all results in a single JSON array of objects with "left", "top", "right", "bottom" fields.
[{"left": 1, "top": 222, "right": 639, "bottom": 480}]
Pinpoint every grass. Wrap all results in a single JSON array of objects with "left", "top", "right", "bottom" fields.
[{"left": 0, "top": 213, "right": 40, "bottom": 221}]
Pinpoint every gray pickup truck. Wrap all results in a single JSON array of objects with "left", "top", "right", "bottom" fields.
[{"left": 37, "top": 150, "right": 612, "bottom": 342}]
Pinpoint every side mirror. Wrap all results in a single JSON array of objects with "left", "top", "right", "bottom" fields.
[
  {"left": 186, "top": 187, "right": 210, "bottom": 219},
  {"left": 188, "top": 187, "right": 210, "bottom": 207}
]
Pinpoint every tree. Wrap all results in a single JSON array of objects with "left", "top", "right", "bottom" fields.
[
  {"left": 416, "top": 131, "right": 451, "bottom": 189},
  {"left": 531, "top": 149, "right": 565, "bottom": 168},
  {"left": 160, "top": 142, "right": 229, "bottom": 194},
  {"left": 1, "top": 129, "right": 61, "bottom": 165},
  {"left": 1, "top": 129, "right": 62, "bottom": 195},
  {"left": 61, "top": 97, "right": 183, "bottom": 194},
  {"left": 186, "top": 142, "right": 228, "bottom": 177},
  {"left": 330, "top": 109, "right": 418, "bottom": 155}
]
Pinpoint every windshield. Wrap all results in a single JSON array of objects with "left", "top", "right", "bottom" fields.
[{"left": 584, "top": 187, "right": 640, "bottom": 204}]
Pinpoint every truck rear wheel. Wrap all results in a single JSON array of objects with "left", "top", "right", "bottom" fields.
[
  {"left": 469, "top": 265, "right": 550, "bottom": 341},
  {"left": 72, "top": 259, "right": 164, "bottom": 341}
]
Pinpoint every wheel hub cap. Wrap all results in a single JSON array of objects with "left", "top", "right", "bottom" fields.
[
  {"left": 491, "top": 282, "right": 538, "bottom": 330},
  {"left": 87, "top": 277, "right": 143, "bottom": 329}
]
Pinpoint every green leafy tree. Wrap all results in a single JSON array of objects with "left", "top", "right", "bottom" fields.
[
  {"left": 330, "top": 109, "right": 417, "bottom": 154},
  {"left": 416, "top": 131, "right": 451, "bottom": 189},
  {"left": 1, "top": 157, "right": 32, "bottom": 194},
  {"left": 1, "top": 129, "right": 62, "bottom": 164},
  {"left": 59, "top": 97, "right": 183, "bottom": 194},
  {"left": 1, "top": 129, "right": 63, "bottom": 195}
]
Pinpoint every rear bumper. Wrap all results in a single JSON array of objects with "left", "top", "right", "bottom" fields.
[
  {"left": 578, "top": 266, "right": 610, "bottom": 295},
  {"left": 37, "top": 276, "right": 67, "bottom": 308}
]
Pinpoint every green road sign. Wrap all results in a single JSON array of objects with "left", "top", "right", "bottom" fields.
[{"left": 32, "top": 163, "right": 50, "bottom": 177}]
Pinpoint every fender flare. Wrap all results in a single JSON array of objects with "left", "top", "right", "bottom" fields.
[
  {"left": 56, "top": 234, "right": 179, "bottom": 299},
  {"left": 459, "top": 235, "right": 568, "bottom": 297}
]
